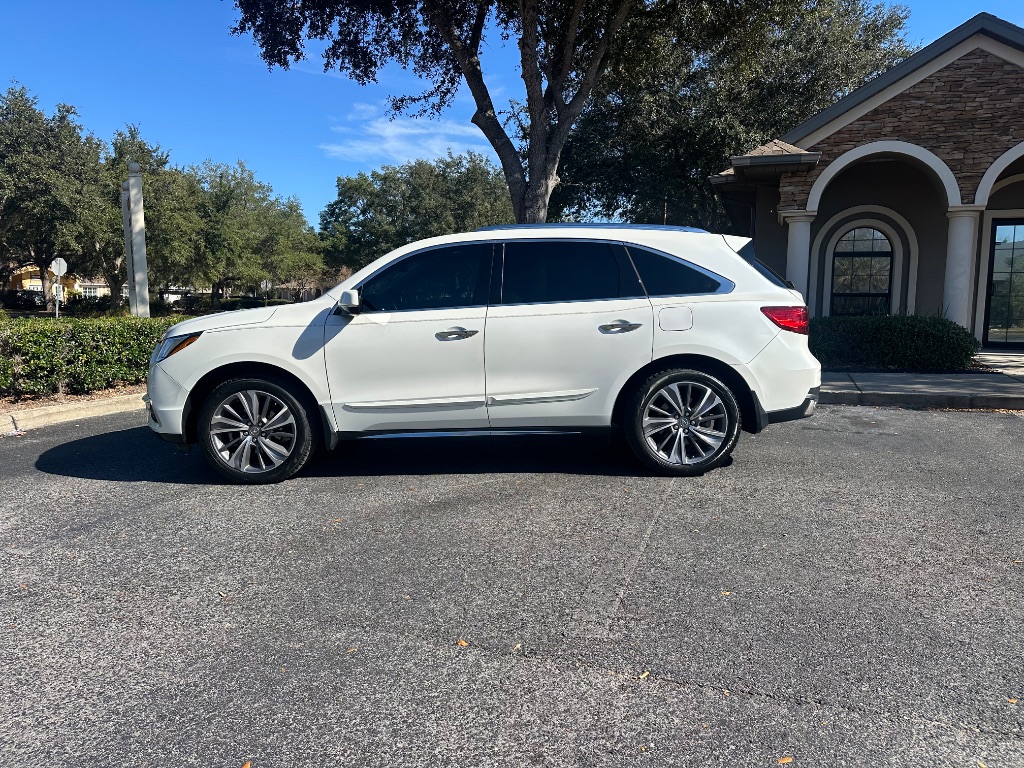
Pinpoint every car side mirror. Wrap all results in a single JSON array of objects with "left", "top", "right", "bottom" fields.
[{"left": 337, "top": 289, "right": 361, "bottom": 314}]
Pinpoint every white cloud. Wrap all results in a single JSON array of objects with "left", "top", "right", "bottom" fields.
[
  {"left": 346, "top": 102, "right": 380, "bottom": 121},
  {"left": 319, "top": 115, "right": 495, "bottom": 165}
]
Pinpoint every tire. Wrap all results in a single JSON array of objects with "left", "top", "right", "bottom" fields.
[
  {"left": 198, "top": 377, "right": 316, "bottom": 484},
  {"left": 624, "top": 368, "right": 741, "bottom": 476}
]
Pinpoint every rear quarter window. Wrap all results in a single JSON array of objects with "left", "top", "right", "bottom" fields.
[
  {"left": 625, "top": 246, "right": 724, "bottom": 296},
  {"left": 735, "top": 241, "right": 791, "bottom": 289}
]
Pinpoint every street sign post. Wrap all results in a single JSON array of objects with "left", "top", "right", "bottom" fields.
[{"left": 50, "top": 258, "right": 67, "bottom": 319}]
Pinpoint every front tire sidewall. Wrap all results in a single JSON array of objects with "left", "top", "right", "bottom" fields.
[
  {"left": 626, "top": 369, "right": 740, "bottom": 476},
  {"left": 199, "top": 378, "right": 315, "bottom": 484}
]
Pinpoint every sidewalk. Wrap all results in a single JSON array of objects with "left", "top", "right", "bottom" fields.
[{"left": 821, "top": 350, "right": 1024, "bottom": 410}]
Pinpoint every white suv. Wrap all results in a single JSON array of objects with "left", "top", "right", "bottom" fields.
[{"left": 146, "top": 225, "right": 820, "bottom": 483}]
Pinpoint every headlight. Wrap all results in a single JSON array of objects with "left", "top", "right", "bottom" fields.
[{"left": 151, "top": 332, "right": 202, "bottom": 365}]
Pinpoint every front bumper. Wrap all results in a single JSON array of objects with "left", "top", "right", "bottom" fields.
[{"left": 146, "top": 364, "right": 189, "bottom": 439}]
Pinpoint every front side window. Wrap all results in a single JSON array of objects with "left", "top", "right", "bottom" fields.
[
  {"left": 359, "top": 244, "right": 490, "bottom": 312},
  {"left": 500, "top": 240, "right": 643, "bottom": 304},
  {"left": 626, "top": 246, "right": 723, "bottom": 296},
  {"left": 831, "top": 227, "right": 892, "bottom": 316}
]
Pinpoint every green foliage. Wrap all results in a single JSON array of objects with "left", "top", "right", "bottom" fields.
[
  {"left": 232, "top": 0, "right": 799, "bottom": 222},
  {"left": 1, "top": 86, "right": 324, "bottom": 310},
  {"left": 809, "top": 315, "right": 980, "bottom": 370},
  {"left": 553, "top": 0, "right": 916, "bottom": 227},
  {"left": 0, "top": 317, "right": 178, "bottom": 397},
  {"left": 320, "top": 152, "right": 514, "bottom": 270},
  {"left": 0, "top": 85, "right": 101, "bottom": 306}
]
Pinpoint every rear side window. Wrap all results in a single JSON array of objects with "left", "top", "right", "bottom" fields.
[
  {"left": 736, "top": 241, "right": 790, "bottom": 289},
  {"left": 359, "top": 244, "right": 490, "bottom": 312},
  {"left": 500, "top": 241, "right": 644, "bottom": 304},
  {"left": 625, "top": 246, "right": 723, "bottom": 296}
]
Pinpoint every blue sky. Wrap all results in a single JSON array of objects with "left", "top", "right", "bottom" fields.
[{"left": 1, "top": 1, "right": 1023, "bottom": 225}]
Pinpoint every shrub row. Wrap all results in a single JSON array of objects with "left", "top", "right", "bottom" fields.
[
  {"left": 0, "top": 317, "right": 179, "bottom": 397},
  {"left": 809, "top": 315, "right": 980, "bottom": 370}
]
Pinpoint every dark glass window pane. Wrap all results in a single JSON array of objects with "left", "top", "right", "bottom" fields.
[
  {"left": 850, "top": 274, "right": 871, "bottom": 293},
  {"left": 500, "top": 241, "right": 642, "bottom": 304},
  {"left": 869, "top": 274, "right": 889, "bottom": 293},
  {"left": 626, "top": 246, "right": 721, "bottom": 296},
  {"left": 831, "top": 226, "right": 892, "bottom": 316},
  {"left": 832, "top": 295, "right": 889, "bottom": 316},
  {"left": 360, "top": 244, "right": 488, "bottom": 312},
  {"left": 735, "top": 241, "right": 789, "bottom": 288}
]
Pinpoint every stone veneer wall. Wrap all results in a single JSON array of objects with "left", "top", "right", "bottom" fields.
[{"left": 779, "top": 49, "right": 1024, "bottom": 211}]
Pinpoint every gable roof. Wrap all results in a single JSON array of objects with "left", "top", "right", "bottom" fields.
[{"left": 781, "top": 12, "right": 1024, "bottom": 147}]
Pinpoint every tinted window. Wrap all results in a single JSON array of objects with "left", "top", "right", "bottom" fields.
[
  {"left": 501, "top": 241, "right": 643, "bottom": 304},
  {"left": 736, "top": 240, "right": 790, "bottom": 289},
  {"left": 626, "top": 246, "right": 722, "bottom": 296},
  {"left": 359, "top": 244, "right": 490, "bottom": 312}
]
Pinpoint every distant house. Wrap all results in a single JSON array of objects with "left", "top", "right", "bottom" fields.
[{"left": 711, "top": 13, "right": 1024, "bottom": 347}]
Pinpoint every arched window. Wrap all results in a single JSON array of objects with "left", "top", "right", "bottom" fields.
[{"left": 831, "top": 227, "right": 893, "bottom": 316}]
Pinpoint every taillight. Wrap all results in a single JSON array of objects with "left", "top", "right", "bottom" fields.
[{"left": 761, "top": 306, "right": 809, "bottom": 335}]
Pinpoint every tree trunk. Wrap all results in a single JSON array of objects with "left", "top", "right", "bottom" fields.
[
  {"left": 103, "top": 268, "right": 125, "bottom": 309},
  {"left": 32, "top": 255, "right": 55, "bottom": 312}
]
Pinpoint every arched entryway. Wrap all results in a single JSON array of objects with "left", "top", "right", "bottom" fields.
[{"left": 800, "top": 147, "right": 949, "bottom": 317}]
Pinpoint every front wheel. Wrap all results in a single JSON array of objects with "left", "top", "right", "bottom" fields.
[
  {"left": 199, "top": 378, "right": 316, "bottom": 484},
  {"left": 624, "top": 369, "right": 741, "bottom": 476}
]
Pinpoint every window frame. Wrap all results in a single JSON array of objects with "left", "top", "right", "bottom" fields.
[{"left": 828, "top": 225, "right": 895, "bottom": 317}]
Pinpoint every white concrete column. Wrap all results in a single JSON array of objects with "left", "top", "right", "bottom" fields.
[
  {"left": 120, "top": 182, "right": 136, "bottom": 314},
  {"left": 126, "top": 162, "right": 151, "bottom": 318},
  {"left": 943, "top": 206, "right": 983, "bottom": 328},
  {"left": 780, "top": 211, "right": 816, "bottom": 299}
]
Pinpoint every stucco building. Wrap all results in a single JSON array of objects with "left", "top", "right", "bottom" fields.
[{"left": 712, "top": 13, "right": 1024, "bottom": 347}]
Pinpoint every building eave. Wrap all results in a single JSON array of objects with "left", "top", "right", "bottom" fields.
[{"left": 781, "top": 12, "right": 1024, "bottom": 146}]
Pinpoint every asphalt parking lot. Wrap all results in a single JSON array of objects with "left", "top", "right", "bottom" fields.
[{"left": 2, "top": 405, "right": 1022, "bottom": 767}]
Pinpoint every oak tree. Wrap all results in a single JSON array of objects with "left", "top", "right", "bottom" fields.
[{"left": 231, "top": 0, "right": 796, "bottom": 223}]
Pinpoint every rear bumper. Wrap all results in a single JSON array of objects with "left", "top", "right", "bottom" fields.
[{"left": 750, "top": 386, "right": 819, "bottom": 432}]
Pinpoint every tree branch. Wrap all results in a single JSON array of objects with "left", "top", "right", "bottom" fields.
[{"left": 421, "top": 0, "right": 528, "bottom": 217}]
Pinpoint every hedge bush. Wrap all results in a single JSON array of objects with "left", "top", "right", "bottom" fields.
[
  {"left": 809, "top": 315, "right": 980, "bottom": 370},
  {"left": 0, "top": 316, "right": 179, "bottom": 397}
]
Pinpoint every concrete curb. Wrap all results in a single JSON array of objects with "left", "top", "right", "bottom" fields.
[
  {"left": 1, "top": 393, "right": 146, "bottom": 433},
  {"left": 820, "top": 390, "right": 1024, "bottom": 410}
]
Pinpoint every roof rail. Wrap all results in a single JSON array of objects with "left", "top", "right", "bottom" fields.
[{"left": 475, "top": 223, "right": 709, "bottom": 234}]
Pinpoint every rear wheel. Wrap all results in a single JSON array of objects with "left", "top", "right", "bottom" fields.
[
  {"left": 199, "top": 378, "right": 315, "bottom": 484},
  {"left": 625, "top": 368, "right": 741, "bottom": 476}
]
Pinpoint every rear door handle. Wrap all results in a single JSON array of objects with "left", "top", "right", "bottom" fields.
[
  {"left": 599, "top": 320, "right": 643, "bottom": 334},
  {"left": 435, "top": 327, "right": 479, "bottom": 341}
]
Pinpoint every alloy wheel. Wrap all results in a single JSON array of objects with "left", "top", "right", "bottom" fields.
[
  {"left": 208, "top": 389, "right": 297, "bottom": 474},
  {"left": 642, "top": 381, "right": 728, "bottom": 465}
]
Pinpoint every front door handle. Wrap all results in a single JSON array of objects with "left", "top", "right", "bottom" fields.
[
  {"left": 599, "top": 320, "right": 643, "bottom": 334},
  {"left": 435, "top": 327, "right": 479, "bottom": 341}
]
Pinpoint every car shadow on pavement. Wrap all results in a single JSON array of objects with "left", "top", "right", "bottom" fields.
[{"left": 35, "top": 427, "right": 647, "bottom": 483}]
